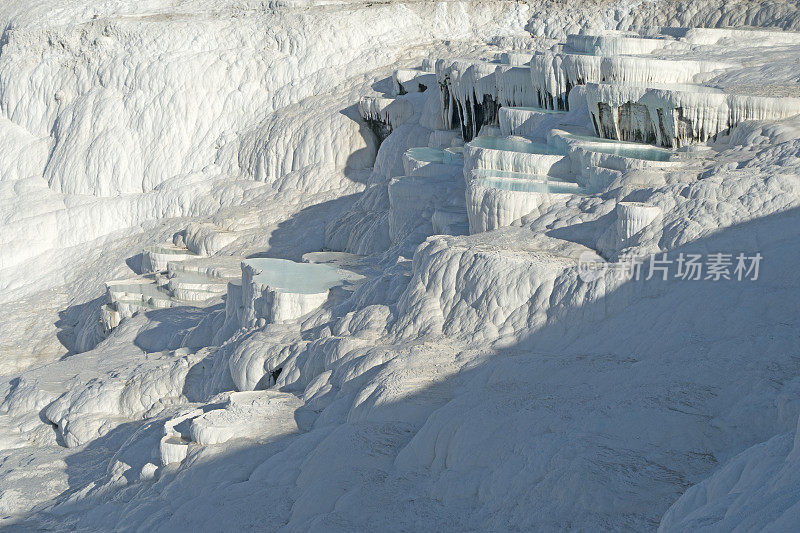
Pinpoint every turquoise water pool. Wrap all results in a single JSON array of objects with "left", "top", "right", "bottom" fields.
[
  {"left": 580, "top": 142, "right": 674, "bottom": 161},
  {"left": 469, "top": 136, "right": 562, "bottom": 155},
  {"left": 406, "top": 147, "right": 464, "bottom": 165},
  {"left": 477, "top": 177, "right": 583, "bottom": 194},
  {"left": 563, "top": 133, "right": 674, "bottom": 161},
  {"left": 244, "top": 258, "right": 343, "bottom": 294}
]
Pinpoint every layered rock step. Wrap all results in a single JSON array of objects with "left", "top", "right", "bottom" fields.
[
  {"left": 103, "top": 250, "right": 242, "bottom": 332},
  {"left": 392, "top": 67, "right": 436, "bottom": 96},
  {"left": 141, "top": 243, "right": 198, "bottom": 274},
  {"left": 238, "top": 258, "right": 346, "bottom": 327},
  {"left": 499, "top": 106, "right": 567, "bottom": 137},
  {"left": 463, "top": 134, "right": 570, "bottom": 181},
  {"left": 584, "top": 82, "right": 800, "bottom": 147},
  {"left": 358, "top": 96, "right": 415, "bottom": 143},
  {"left": 466, "top": 173, "right": 585, "bottom": 233},
  {"left": 159, "top": 391, "right": 303, "bottom": 466}
]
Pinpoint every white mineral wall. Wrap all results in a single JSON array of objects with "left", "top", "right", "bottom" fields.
[
  {"left": 499, "top": 106, "right": 565, "bottom": 137},
  {"left": 658, "top": 415, "right": 800, "bottom": 532},
  {"left": 6, "top": 0, "right": 800, "bottom": 530},
  {"left": 393, "top": 69, "right": 436, "bottom": 95},
  {"left": 615, "top": 201, "right": 662, "bottom": 241},
  {"left": 463, "top": 143, "right": 571, "bottom": 182},
  {"left": 436, "top": 59, "right": 501, "bottom": 140},
  {"left": 358, "top": 97, "right": 415, "bottom": 131},
  {"left": 401, "top": 149, "right": 463, "bottom": 179},
  {"left": 388, "top": 174, "right": 465, "bottom": 246},
  {"left": 585, "top": 82, "right": 800, "bottom": 146},
  {"left": 391, "top": 232, "right": 589, "bottom": 343},
  {"left": 240, "top": 261, "right": 331, "bottom": 328},
  {"left": 530, "top": 52, "right": 603, "bottom": 110},
  {"left": 466, "top": 180, "right": 549, "bottom": 233},
  {"left": 566, "top": 34, "right": 678, "bottom": 55},
  {"left": 494, "top": 65, "right": 538, "bottom": 108},
  {"left": 530, "top": 52, "right": 733, "bottom": 112}
]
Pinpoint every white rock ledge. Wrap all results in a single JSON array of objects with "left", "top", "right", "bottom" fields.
[
  {"left": 499, "top": 106, "right": 567, "bottom": 136},
  {"left": 436, "top": 58, "right": 502, "bottom": 141},
  {"left": 358, "top": 96, "right": 415, "bottom": 142},
  {"left": 188, "top": 391, "right": 303, "bottom": 446},
  {"left": 616, "top": 201, "right": 662, "bottom": 241},
  {"left": 388, "top": 174, "right": 465, "bottom": 244},
  {"left": 428, "top": 129, "right": 463, "bottom": 149},
  {"left": 530, "top": 52, "right": 733, "bottom": 111},
  {"left": 240, "top": 258, "right": 343, "bottom": 327},
  {"left": 463, "top": 135, "right": 570, "bottom": 182},
  {"left": 466, "top": 176, "right": 584, "bottom": 233},
  {"left": 393, "top": 68, "right": 436, "bottom": 96},
  {"left": 141, "top": 243, "right": 197, "bottom": 274},
  {"left": 585, "top": 82, "right": 800, "bottom": 147},
  {"left": 402, "top": 147, "right": 463, "bottom": 178},
  {"left": 566, "top": 32, "right": 680, "bottom": 56}
]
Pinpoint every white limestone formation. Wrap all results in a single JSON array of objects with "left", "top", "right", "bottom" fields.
[
  {"left": 392, "top": 68, "right": 436, "bottom": 96},
  {"left": 431, "top": 207, "right": 469, "bottom": 235},
  {"left": 530, "top": 51, "right": 733, "bottom": 111},
  {"left": 402, "top": 147, "right": 463, "bottom": 178},
  {"left": 463, "top": 135, "right": 570, "bottom": 182},
  {"left": 5, "top": 1, "right": 800, "bottom": 531},
  {"left": 615, "top": 201, "right": 662, "bottom": 241},
  {"left": 585, "top": 82, "right": 800, "bottom": 147},
  {"left": 499, "top": 106, "right": 567, "bottom": 136},
  {"left": 530, "top": 51, "right": 603, "bottom": 110},
  {"left": 141, "top": 244, "right": 198, "bottom": 274},
  {"left": 494, "top": 65, "right": 538, "bottom": 108},
  {"left": 428, "top": 129, "right": 462, "bottom": 149},
  {"left": 189, "top": 391, "right": 302, "bottom": 446},
  {"left": 358, "top": 96, "right": 416, "bottom": 142},
  {"left": 436, "top": 59, "right": 544, "bottom": 139},
  {"left": 498, "top": 52, "right": 532, "bottom": 66},
  {"left": 545, "top": 128, "right": 680, "bottom": 188},
  {"left": 388, "top": 173, "right": 465, "bottom": 245},
  {"left": 674, "top": 26, "right": 800, "bottom": 46},
  {"left": 105, "top": 279, "right": 175, "bottom": 310},
  {"left": 659, "top": 414, "right": 800, "bottom": 532},
  {"left": 165, "top": 272, "right": 229, "bottom": 302},
  {"left": 566, "top": 32, "right": 679, "bottom": 56},
  {"left": 466, "top": 176, "right": 582, "bottom": 233},
  {"left": 184, "top": 222, "right": 239, "bottom": 257},
  {"left": 101, "top": 280, "right": 176, "bottom": 332},
  {"left": 436, "top": 58, "right": 501, "bottom": 140},
  {"left": 160, "top": 409, "right": 203, "bottom": 466},
  {"left": 240, "top": 258, "right": 343, "bottom": 327},
  {"left": 102, "top": 254, "right": 242, "bottom": 333}
]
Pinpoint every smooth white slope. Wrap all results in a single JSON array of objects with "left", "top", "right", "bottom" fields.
[{"left": 0, "top": 0, "right": 534, "bottom": 295}]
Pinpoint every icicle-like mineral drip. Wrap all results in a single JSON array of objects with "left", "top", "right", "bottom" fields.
[
  {"left": 494, "top": 65, "right": 537, "bottom": 108},
  {"left": 530, "top": 52, "right": 731, "bottom": 113},
  {"left": 584, "top": 83, "right": 800, "bottom": 147},
  {"left": 358, "top": 96, "right": 414, "bottom": 143},
  {"left": 436, "top": 58, "right": 500, "bottom": 141}
]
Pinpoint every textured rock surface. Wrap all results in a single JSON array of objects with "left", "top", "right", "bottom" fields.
[{"left": 2, "top": 1, "right": 800, "bottom": 531}]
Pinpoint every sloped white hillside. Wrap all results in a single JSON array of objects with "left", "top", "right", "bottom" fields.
[{"left": 1, "top": 0, "right": 800, "bottom": 531}]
